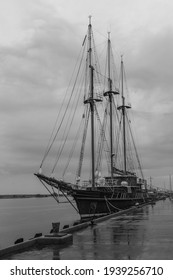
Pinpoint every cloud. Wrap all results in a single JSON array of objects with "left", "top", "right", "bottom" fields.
[
  {"left": 0, "top": 16, "right": 81, "bottom": 109},
  {"left": 1, "top": 0, "right": 173, "bottom": 191},
  {"left": 128, "top": 27, "right": 173, "bottom": 91},
  {"left": 0, "top": 3, "right": 84, "bottom": 179},
  {"left": 118, "top": 27, "right": 173, "bottom": 181}
]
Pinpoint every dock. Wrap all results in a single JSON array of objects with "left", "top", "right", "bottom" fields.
[{"left": 0, "top": 198, "right": 173, "bottom": 259}]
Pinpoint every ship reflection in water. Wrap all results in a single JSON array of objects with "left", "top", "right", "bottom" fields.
[{"left": 9, "top": 199, "right": 173, "bottom": 260}]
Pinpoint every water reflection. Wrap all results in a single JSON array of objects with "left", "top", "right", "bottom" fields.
[{"left": 51, "top": 206, "right": 150, "bottom": 259}]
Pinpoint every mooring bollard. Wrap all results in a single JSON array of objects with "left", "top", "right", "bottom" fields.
[
  {"left": 34, "top": 233, "right": 42, "bottom": 238},
  {"left": 14, "top": 238, "right": 24, "bottom": 244},
  {"left": 73, "top": 221, "right": 80, "bottom": 226},
  {"left": 51, "top": 222, "right": 60, "bottom": 234},
  {"left": 63, "top": 225, "right": 69, "bottom": 229}
]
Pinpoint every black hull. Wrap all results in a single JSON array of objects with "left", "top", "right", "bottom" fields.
[{"left": 72, "top": 190, "right": 146, "bottom": 219}]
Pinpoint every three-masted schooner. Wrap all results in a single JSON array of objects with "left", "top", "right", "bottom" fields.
[{"left": 35, "top": 17, "right": 149, "bottom": 220}]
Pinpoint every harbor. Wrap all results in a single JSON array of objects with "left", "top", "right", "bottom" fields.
[
  {"left": 0, "top": 1, "right": 173, "bottom": 266},
  {"left": 1, "top": 197, "right": 173, "bottom": 260}
]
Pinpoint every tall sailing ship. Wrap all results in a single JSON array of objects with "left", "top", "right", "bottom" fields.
[{"left": 35, "top": 17, "right": 148, "bottom": 220}]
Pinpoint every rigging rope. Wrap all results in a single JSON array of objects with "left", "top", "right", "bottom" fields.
[
  {"left": 62, "top": 115, "right": 84, "bottom": 179},
  {"left": 95, "top": 103, "right": 110, "bottom": 172},
  {"left": 114, "top": 114, "right": 123, "bottom": 170},
  {"left": 40, "top": 37, "right": 87, "bottom": 169},
  {"left": 76, "top": 107, "right": 90, "bottom": 180},
  {"left": 127, "top": 116, "right": 144, "bottom": 179},
  {"left": 51, "top": 71, "right": 85, "bottom": 174}
]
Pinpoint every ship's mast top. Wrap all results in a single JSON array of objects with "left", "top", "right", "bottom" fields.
[
  {"left": 88, "top": 16, "right": 92, "bottom": 67},
  {"left": 89, "top": 15, "right": 92, "bottom": 25}
]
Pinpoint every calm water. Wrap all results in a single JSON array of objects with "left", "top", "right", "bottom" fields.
[
  {"left": 4, "top": 198, "right": 173, "bottom": 260},
  {"left": 0, "top": 197, "right": 79, "bottom": 249}
]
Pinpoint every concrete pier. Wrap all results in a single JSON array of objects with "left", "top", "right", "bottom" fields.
[{"left": 0, "top": 233, "right": 72, "bottom": 258}]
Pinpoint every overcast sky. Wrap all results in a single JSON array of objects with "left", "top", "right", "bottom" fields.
[{"left": 0, "top": 0, "right": 173, "bottom": 193}]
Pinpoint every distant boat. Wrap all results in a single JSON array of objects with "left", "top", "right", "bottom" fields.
[{"left": 35, "top": 17, "right": 149, "bottom": 220}]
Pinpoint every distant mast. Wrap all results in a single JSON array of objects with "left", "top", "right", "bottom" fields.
[
  {"left": 118, "top": 56, "right": 131, "bottom": 175},
  {"left": 104, "top": 32, "right": 119, "bottom": 180},
  {"left": 169, "top": 175, "right": 172, "bottom": 191}
]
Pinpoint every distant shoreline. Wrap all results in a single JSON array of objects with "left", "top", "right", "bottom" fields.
[{"left": 0, "top": 194, "right": 61, "bottom": 199}]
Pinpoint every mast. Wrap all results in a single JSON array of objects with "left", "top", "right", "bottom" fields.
[
  {"left": 121, "top": 57, "right": 126, "bottom": 174},
  {"left": 84, "top": 16, "right": 102, "bottom": 189},
  {"left": 108, "top": 33, "right": 113, "bottom": 179},
  {"left": 118, "top": 56, "right": 131, "bottom": 175},
  {"left": 104, "top": 33, "right": 119, "bottom": 180},
  {"left": 169, "top": 175, "right": 172, "bottom": 191},
  {"left": 89, "top": 16, "right": 95, "bottom": 190}
]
